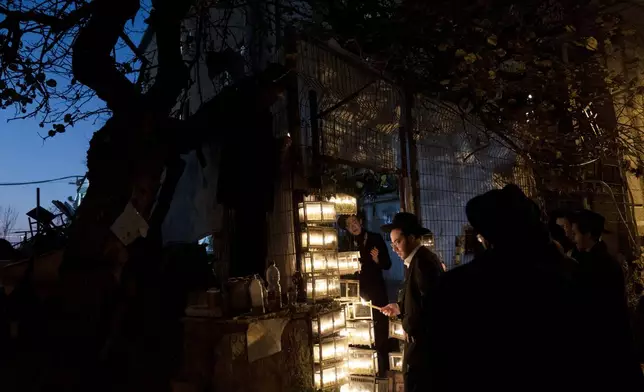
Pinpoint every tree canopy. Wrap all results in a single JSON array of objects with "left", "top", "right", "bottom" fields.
[
  {"left": 0, "top": 0, "right": 150, "bottom": 136},
  {"left": 304, "top": 0, "right": 644, "bottom": 177}
]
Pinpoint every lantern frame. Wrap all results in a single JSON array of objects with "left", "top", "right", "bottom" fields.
[
  {"left": 342, "top": 320, "right": 375, "bottom": 347},
  {"left": 339, "top": 279, "right": 360, "bottom": 303},
  {"left": 389, "top": 352, "right": 403, "bottom": 372},
  {"left": 301, "top": 227, "right": 338, "bottom": 251},
  {"left": 348, "top": 348, "right": 378, "bottom": 376},
  {"left": 307, "top": 274, "right": 341, "bottom": 303},
  {"left": 314, "top": 360, "right": 349, "bottom": 390},
  {"left": 302, "top": 251, "right": 340, "bottom": 275},
  {"left": 337, "top": 251, "right": 361, "bottom": 275},
  {"left": 328, "top": 194, "right": 357, "bottom": 215},
  {"left": 388, "top": 319, "right": 405, "bottom": 340},
  {"left": 340, "top": 375, "right": 385, "bottom": 392},
  {"left": 347, "top": 302, "right": 373, "bottom": 321},
  {"left": 313, "top": 335, "right": 349, "bottom": 364},
  {"left": 298, "top": 201, "right": 337, "bottom": 223},
  {"left": 312, "top": 307, "right": 347, "bottom": 339}
]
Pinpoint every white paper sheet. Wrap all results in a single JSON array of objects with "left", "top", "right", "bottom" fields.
[{"left": 246, "top": 318, "right": 288, "bottom": 363}]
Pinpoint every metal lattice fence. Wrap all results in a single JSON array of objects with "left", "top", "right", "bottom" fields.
[
  {"left": 414, "top": 100, "right": 538, "bottom": 270},
  {"left": 296, "top": 40, "right": 400, "bottom": 172}
]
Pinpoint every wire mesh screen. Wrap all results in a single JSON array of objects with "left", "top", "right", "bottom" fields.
[
  {"left": 296, "top": 40, "right": 400, "bottom": 171},
  {"left": 414, "top": 101, "right": 537, "bottom": 270}
]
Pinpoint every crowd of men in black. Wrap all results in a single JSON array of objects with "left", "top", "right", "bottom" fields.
[{"left": 342, "top": 184, "right": 644, "bottom": 392}]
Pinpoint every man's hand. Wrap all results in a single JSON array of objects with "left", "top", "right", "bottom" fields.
[
  {"left": 381, "top": 303, "right": 401, "bottom": 317},
  {"left": 370, "top": 247, "right": 379, "bottom": 264}
]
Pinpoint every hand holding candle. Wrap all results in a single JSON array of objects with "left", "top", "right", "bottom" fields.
[
  {"left": 380, "top": 303, "right": 401, "bottom": 317},
  {"left": 360, "top": 298, "right": 382, "bottom": 311}
]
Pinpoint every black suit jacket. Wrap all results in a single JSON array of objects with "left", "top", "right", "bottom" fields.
[
  {"left": 430, "top": 245, "right": 607, "bottom": 392},
  {"left": 398, "top": 246, "right": 443, "bottom": 368},
  {"left": 576, "top": 242, "right": 644, "bottom": 391},
  {"left": 355, "top": 231, "right": 391, "bottom": 306}
]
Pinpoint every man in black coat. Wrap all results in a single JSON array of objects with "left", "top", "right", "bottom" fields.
[
  {"left": 430, "top": 185, "right": 593, "bottom": 392},
  {"left": 340, "top": 214, "right": 392, "bottom": 377},
  {"left": 381, "top": 213, "right": 443, "bottom": 392},
  {"left": 570, "top": 209, "right": 644, "bottom": 391}
]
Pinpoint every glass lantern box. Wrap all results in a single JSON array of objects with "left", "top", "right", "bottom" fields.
[
  {"left": 389, "top": 352, "right": 403, "bottom": 372},
  {"left": 341, "top": 320, "right": 375, "bottom": 347},
  {"left": 340, "top": 375, "right": 384, "bottom": 392},
  {"left": 301, "top": 227, "right": 338, "bottom": 251},
  {"left": 307, "top": 274, "right": 340, "bottom": 302},
  {"left": 388, "top": 319, "right": 405, "bottom": 340},
  {"left": 329, "top": 194, "right": 357, "bottom": 215},
  {"left": 298, "top": 201, "right": 337, "bottom": 223},
  {"left": 303, "top": 251, "right": 339, "bottom": 275},
  {"left": 347, "top": 302, "right": 373, "bottom": 320},
  {"left": 314, "top": 335, "right": 349, "bottom": 364},
  {"left": 312, "top": 307, "right": 347, "bottom": 339},
  {"left": 314, "top": 360, "right": 349, "bottom": 390},
  {"left": 339, "top": 279, "right": 360, "bottom": 302},
  {"left": 348, "top": 348, "right": 378, "bottom": 376},
  {"left": 337, "top": 251, "right": 361, "bottom": 275}
]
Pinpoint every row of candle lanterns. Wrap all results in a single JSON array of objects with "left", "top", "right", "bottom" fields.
[
  {"left": 304, "top": 196, "right": 353, "bottom": 390},
  {"left": 302, "top": 195, "right": 391, "bottom": 391},
  {"left": 303, "top": 251, "right": 361, "bottom": 276}
]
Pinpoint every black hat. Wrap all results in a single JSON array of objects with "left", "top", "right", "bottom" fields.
[
  {"left": 466, "top": 184, "right": 547, "bottom": 246},
  {"left": 569, "top": 209, "right": 609, "bottom": 237},
  {"left": 381, "top": 212, "right": 431, "bottom": 237}
]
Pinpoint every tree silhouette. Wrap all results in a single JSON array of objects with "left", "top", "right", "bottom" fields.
[
  {"left": 0, "top": 205, "right": 18, "bottom": 239},
  {"left": 0, "top": 1, "right": 289, "bottom": 389}
]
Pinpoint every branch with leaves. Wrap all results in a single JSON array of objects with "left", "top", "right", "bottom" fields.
[{"left": 301, "top": 0, "right": 644, "bottom": 181}]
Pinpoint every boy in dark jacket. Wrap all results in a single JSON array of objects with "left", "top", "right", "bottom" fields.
[{"left": 340, "top": 214, "right": 392, "bottom": 377}]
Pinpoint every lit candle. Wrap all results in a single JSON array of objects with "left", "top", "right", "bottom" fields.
[
  {"left": 314, "top": 310, "right": 346, "bottom": 335},
  {"left": 314, "top": 362, "right": 348, "bottom": 388},
  {"left": 301, "top": 228, "right": 337, "bottom": 249},
  {"left": 298, "top": 202, "right": 336, "bottom": 222},
  {"left": 329, "top": 195, "right": 357, "bottom": 215},
  {"left": 349, "top": 359, "right": 374, "bottom": 372},
  {"left": 307, "top": 277, "right": 340, "bottom": 300},
  {"left": 389, "top": 320, "right": 405, "bottom": 339},
  {"left": 343, "top": 321, "right": 374, "bottom": 346},
  {"left": 340, "top": 384, "right": 372, "bottom": 392},
  {"left": 314, "top": 337, "right": 349, "bottom": 362},
  {"left": 338, "top": 251, "right": 361, "bottom": 274},
  {"left": 304, "top": 253, "right": 327, "bottom": 273},
  {"left": 390, "top": 353, "right": 403, "bottom": 371},
  {"left": 360, "top": 298, "right": 382, "bottom": 311}
]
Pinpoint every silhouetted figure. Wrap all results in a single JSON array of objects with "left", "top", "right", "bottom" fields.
[
  {"left": 0, "top": 239, "right": 20, "bottom": 262},
  {"left": 569, "top": 209, "right": 644, "bottom": 390},
  {"left": 380, "top": 213, "right": 443, "bottom": 392},
  {"left": 633, "top": 296, "right": 644, "bottom": 364},
  {"left": 338, "top": 214, "right": 392, "bottom": 377},
  {"left": 431, "top": 185, "right": 590, "bottom": 392}
]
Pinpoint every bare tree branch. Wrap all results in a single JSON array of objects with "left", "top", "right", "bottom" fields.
[{"left": 0, "top": 206, "right": 19, "bottom": 239}]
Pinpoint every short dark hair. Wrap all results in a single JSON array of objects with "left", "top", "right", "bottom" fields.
[
  {"left": 549, "top": 209, "right": 570, "bottom": 227},
  {"left": 569, "top": 210, "right": 605, "bottom": 239}
]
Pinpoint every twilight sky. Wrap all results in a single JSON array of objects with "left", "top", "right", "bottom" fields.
[
  {"left": 0, "top": 6, "right": 149, "bottom": 242},
  {"left": 0, "top": 113, "right": 94, "bottom": 239}
]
